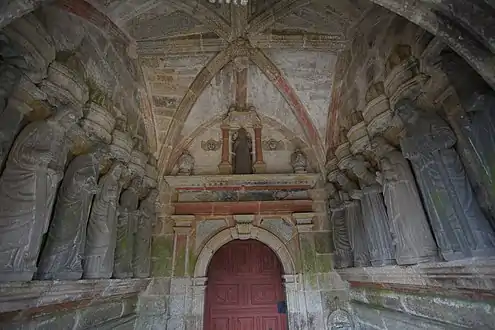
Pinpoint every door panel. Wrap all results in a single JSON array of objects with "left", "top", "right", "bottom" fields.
[{"left": 205, "top": 240, "right": 288, "bottom": 330}]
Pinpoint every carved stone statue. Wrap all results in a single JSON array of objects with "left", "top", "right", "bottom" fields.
[
  {"left": 348, "top": 159, "right": 395, "bottom": 267},
  {"left": 133, "top": 189, "right": 158, "bottom": 278},
  {"left": 441, "top": 51, "right": 495, "bottom": 224},
  {"left": 331, "top": 200, "right": 353, "bottom": 269},
  {"left": 396, "top": 99, "right": 495, "bottom": 260},
  {"left": 291, "top": 149, "right": 308, "bottom": 173},
  {"left": 36, "top": 154, "right": 99, "bottom": 280},
  {"left": 177, "top": 151, "right": 194, "bottom": 176},
  {"left": 328, "top": 170, "right": 370, "bottom": 267},
  {"left": 372, "top": 137, "right": 438, "bottom": 265},
  {"left": 233, "top": 128, "right": 253, "bottom": 174},
  {"left": 0, "top": 108, "right": 80, "bottom": 281},
  {"left": 0, "top": 34, "right": 26, "bottom": 170},
  {"left": 327, "top": 309, "right": 354, "bottom": 330},
  {"left": 83, "top": 163, "right": 123, "bottom": 279},
  {"left": 113, "top": 177, "right": 141, "bottom": 279}
]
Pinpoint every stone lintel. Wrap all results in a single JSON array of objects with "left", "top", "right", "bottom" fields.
[
  {"left": 0, "top": 278, "right": 150, "bottom": 314},
  {"left": 173, "top": 200, "right": 313, "bottom": 215}
]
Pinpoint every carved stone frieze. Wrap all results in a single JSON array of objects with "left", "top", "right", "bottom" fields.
[
  {"left": 36, "top": 153, "right": 99, "bottom": 280},
  {"left": 396, "top": 99, "right": 495, "bottom": 261},
  {"left": 201, "top": 139, "right": 222, "bottom": 151},
  {"left": 0, "top": 108, "right": 81, "bottom": 281}
]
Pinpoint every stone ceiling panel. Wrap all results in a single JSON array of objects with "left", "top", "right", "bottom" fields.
[
  {"left": 140, "top": 53, "right": 216, "bottom": 141},
  {"left": 266, "top": 50, "right": 337, "bottom": 142},
  {"left": 248, "top": 64, "right": 307, "bottom": 144},
  {"left": 129, "top": 10, "right": 206, "bottom": 40},
  {"left": 182, "top": 63, "right": 235, "bottom": 139}
]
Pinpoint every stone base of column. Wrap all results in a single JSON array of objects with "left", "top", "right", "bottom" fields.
[
  {"left": 253, "top": 161, "right": 266, "bottom": 174},
  {"left": 218, "top": 162, "right": 232, "bottom": 174}
]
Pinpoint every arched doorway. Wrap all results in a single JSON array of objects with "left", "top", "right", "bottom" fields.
[{"left": 204, "top": 239, "right": 288, "bottom": 330}]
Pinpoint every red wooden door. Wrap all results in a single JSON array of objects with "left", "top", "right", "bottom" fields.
[{"left": 205, "top": 240, "right": 288, "bottom": 330}]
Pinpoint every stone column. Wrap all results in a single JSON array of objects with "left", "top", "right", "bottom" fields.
[
  {"left": 294, "top": 212, "right": 325, "bottom": 330},
  {"left": 372, "top": 137, "right": 438, "bottom": 265},
  {"left": 133, "top": 189, "right": 158, "bottom": 278},
  {"left": 218, "top": 124, "right": 232, "bottom": 174},
  {"left": 190, "top": 277, "right": 207, "bottom": 330},
  {"left": 0, "top": 106, "right": 82, "bottom": 282},
  {"left": 114, "top": 177, "right": 142, "bottom": 279},
  {"left": 36, "top": 153, "right": 100, "bottom": 280},
  {"left": 283, "top": 274, "right": 307, "bottom": 330},
  {"left": 395, "top": 99, "right": 495, "bottom": 261},
  {"left": 253, "top": 125, "right": 266, "bottom": 173},
  {"left": 171, "top": 215, "right": 194, "bottom": 277}
]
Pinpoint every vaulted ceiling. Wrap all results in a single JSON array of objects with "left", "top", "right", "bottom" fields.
[{"left": 87, "top": 0, "right": 373, "bottom": 173}]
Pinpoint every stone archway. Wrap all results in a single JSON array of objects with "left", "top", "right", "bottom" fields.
[
  {"left": 188, "top": 226, "right": 298, "bottom": 330},
  {"left": 194, "top": 226, "right": 296, "bottom": 278}
]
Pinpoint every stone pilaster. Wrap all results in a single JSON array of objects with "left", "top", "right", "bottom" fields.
[
  {"left": 253, "top": 125, "right": 266, "bottom": 173},
  {"left": 218, "top": 124, "right": 232, "bottom": 174}
]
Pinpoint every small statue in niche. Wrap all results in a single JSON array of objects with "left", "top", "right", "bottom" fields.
[
  {"left": 232, "top": 127, "right": 253, "bottom": 174},
  {"left": 177, "top": 150, "right": 194, "bottom": 176},
  {"left": 327, "top": 309, "right": 354, "bottom": 330},
  {"left": 290, "top": 149, "right": 308, "bottom": 173}
]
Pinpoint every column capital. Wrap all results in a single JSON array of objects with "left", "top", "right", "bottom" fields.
[
  {"left": 292, "top": 212, "right": 315, "bottom": 232},
  {"left": 171, "top": 215, "right": 194, "bottom": 234}
]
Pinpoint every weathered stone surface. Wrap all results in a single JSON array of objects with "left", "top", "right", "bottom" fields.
[
  {"left": 373, "top": 137, "right": 438, "bottom": 265},
  {"left": 0, "top": 108, "right": 80, "bottom": 282},
  {"left": 84, "top": 163, "right": 124, "bottom": 279},
  {"left": 114, "top": 177, "right": 141, "bottom": 279},
  {"left": 397, "top": 99, "right": 495, "bottom": 261},
  {"left": 133, "top": 189, "right": 158, "bottom": 278},
  {"left": 36, "top": 153, "right": 99, "bottom": 280}
]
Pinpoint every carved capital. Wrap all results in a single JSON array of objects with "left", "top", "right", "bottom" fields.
[
  {"left": 41, "top": 62, "right": 89, "bottom": 107},
  {"left": 110, "top": 130, "right": 133, "bottom": 163},
  {"left": 80, "top": 102, "right": 116, "bottom": 144}
]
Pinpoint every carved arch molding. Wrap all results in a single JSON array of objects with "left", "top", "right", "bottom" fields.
[{"left": 194, "top": 226, "right": 296, "bottom": 278}]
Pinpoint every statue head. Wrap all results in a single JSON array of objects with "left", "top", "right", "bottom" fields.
[
  {"left": 371, "top": 137, "right": 395, "bottom": 159},
  {"left": 394, "top": 99, "right": 418, "bottom": 125}
]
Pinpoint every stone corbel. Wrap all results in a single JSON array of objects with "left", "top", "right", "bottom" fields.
[
  {"left": 384, "top": 56, "right": 420, "bottom": 98},
  {"left": 110, "top": 130, "right": 133, "bottom": 164},
  {"left": 40, "top": 62, "right": 89, "bottom": 107},
  {"left": 232, "top": 214, "right": 255, "bottom": 240},
  {"left": 80, "top": 102, "right": 116, "bottom": 144},
  {"left": 292, "top": 213, "right": 315, "bottom": 232},
  {"left": 347, "top": 121, "right": 371, "bottom": 155},
  {"left": 172, "top": 215, "right": 195, "bottom": 234}
]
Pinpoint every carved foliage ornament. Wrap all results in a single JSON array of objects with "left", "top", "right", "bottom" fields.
[{"left": 201, "top": 139, "right": 222, "bottom": 152}]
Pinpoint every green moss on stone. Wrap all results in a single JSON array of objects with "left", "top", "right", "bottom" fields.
[
  {"left": 174, "top": 244, "right": 186, "bottom": 277},
  {"left": 151, "top": 236, "right": 173, "bottom": 277},
  {"left": 316, "top": 254, "right": 332, "bottom": 273}
]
